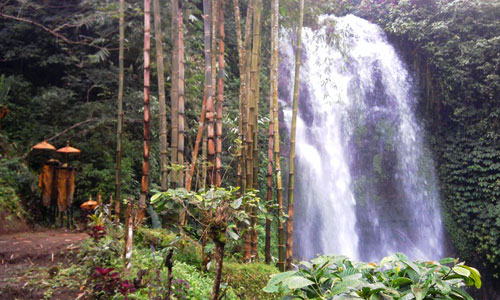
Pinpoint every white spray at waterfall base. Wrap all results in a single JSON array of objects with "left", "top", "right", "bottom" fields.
[{"left": 280, "top": 15, "right": 445, "bottom": 262}]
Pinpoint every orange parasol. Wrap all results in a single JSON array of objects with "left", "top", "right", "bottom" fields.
[
  {"left": 32, "top": 139, "right": 56, "bottom": 151},
  {"left": 56, "top": 141, "right": 81, "bottom": 154},
  {"left": 80, "top": 195, "right": 98, "bottom": 210}
]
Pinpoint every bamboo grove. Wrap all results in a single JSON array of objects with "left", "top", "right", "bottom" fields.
[{"left": 114, "top": 0, "right": 306, "bottom": 273}]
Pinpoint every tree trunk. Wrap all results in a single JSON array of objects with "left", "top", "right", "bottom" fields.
[
  {"left": 211, "top": 206, "right": 227, "bottom": 300},
  {"left": 215, "top": 0, "right": 225, "bottom": 187},
  {"left": 211, "top": 239, "right": 225, "bottom": 300},
  {"left": 232, "top": 0, "right": 246, "bottom": 194},
  {"left": 170, "top": 0, "right": 179, "bottom": 187},
  {"left": 165, "top": 249, "right": 174, "bottom": 300},
  {"left": 115, "top": 0, "right": 125, "bottom": 223},
  {"left": 139, "top": 0, "right": 152, "bottom": 221},
  {"left": 286, "top": 0, "right": 304, "bottom": 270},
  {"left": 177, "top": 1, "right": 185, "bottom": 187},
  {"left": 249, "top": 0, "right": 262, "bottom": 259},
  {"left": 265, "top": 92, "right": 273, "bottom": 264},
  {"left": 271, "top": 0, "right": 285, "bottom": 272},
  {"left": 202, "top": 135, "right": 208, "bottom": 190},
  {"left": 186, "top": 88, "right": 207, "bottom": 191},
  {"left": 265, "top": 0, "right": 280, "bottom": 263},
  {"left": 153, "top": 0, "right": 168, "bottom": 192},
  {"left": 204, "top": 0, "right": 216, "bottom": 186},
  {"left": 242, "top": 0, "right": 255, "bottom": 262}
]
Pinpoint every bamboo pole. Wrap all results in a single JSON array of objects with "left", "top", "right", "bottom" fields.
[
  {"left": 215, "top": 0, "right": 225, "bottom": 187},
  {"left": 115, "top": 0, "right": 125, "bottom": 223},
  {"left": 203, "top": 0, "right": 215, "bottom": 186},
  {"left": 270, "top": 0, "right": 285, "bottom": 272},
  {"left": 240, "top": 0, "right": 253, "bottom": 261},
  {"left": 265, "top": 0, "right": 280, "bottom": 265},
  {"left": 138, "top": 0, "right": 152, "bottom": 221},
  {"left": 249, "top": 0, "right": 262, "bottom": 259},
  {"left": 153, "top": 0, "right": 168, "bottom": 192},
  {"left": 232, "top": 0, "right": 245, "bottom": 192},
  {"left": 286, "top": 0, "right": 305, "bottom": 270},
  {"left": 177, "top": 1, "right": 185, "bottom": 187},
  {"left": 171, "top": 0, "right": 179, "bottom": 187}
]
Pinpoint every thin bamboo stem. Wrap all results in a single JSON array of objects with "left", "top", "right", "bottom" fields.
[
  {"left": 115, "top": 0, "right": 125, "bottom": 223},
  {"left": 139, "top": 0, "right": 152, "bottom": 220},
  {"left": 271, "top": 0, "right": 285, "bottom": 272},
  {"left": 153, "top": 0, "right": 168, "bottom": 191},
  {"left": 286, "top": 0, "right": 305, "bottom": 270}
]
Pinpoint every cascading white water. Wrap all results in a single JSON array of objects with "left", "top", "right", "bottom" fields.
[{"left": 280, "top": 15, "right": 445, "bottom": 261}]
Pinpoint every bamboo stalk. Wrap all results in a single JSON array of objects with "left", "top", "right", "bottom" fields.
[
  {"left": 205, "top": 0, "right": 216, "bottom": 186},
  {"left": 271, "top": 0, "right": 285, "bottom": 272},
  {"left": 286, "top": 0, "right": 305, "bottom": 270},
  {"left": 232, "top": 0, "right": 245, "bottom": 192},
  {"left": 215, "top": 0, "right": 225, "bottom": 187},
  {"left": 115, "top": 0, "right": 125, "bottom": 223},
  {"left": 139, "top": 0, "right": 152, "bottom": 220},
  {"left": 171, "top": 0, "right": 179, "bottom": 187},
  {"left": 249, "top": 0, "right": 262, "bottom": 259},
  {"left": 265, "top": 0, "right": 280, "bottom": 265},
  {"left": 186, "top": 90, "right": 207, "bottom": 191},
  {"left": 153, "top": 0, "right": 168, "bottom": 192},
  {"left": 177, "top": 1, "right": 185, "bottom": 187}
]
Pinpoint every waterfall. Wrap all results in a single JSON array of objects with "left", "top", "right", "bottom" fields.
[{"left": 280, "top": 15, "right": 445, "bottom": 261}]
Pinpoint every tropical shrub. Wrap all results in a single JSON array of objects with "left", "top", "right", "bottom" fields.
[
  {"left": 264, "top": 253, "right": 481, "bottom": 300},
  {"left": 223, "top": 262, "right": 280, "bottom": 300}
]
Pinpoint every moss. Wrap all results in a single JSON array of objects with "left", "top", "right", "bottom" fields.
[{"left": 222, "top": 262, "right": 280, "bottom": 300}]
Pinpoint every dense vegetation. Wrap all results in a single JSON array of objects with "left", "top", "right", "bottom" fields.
[{"left": 1, "top": 0, "right": 499, "bottom": 299}]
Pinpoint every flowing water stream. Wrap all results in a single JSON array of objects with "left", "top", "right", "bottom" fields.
[{"left": 279, "top": 15, "right": 445, "bottom": 261}]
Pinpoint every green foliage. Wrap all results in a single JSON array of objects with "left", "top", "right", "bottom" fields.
[
  {"left": 0, "top": 158, "right": 36, "bottom": 221},
  {"left": 264, "top": 253, "right": 481, "bottom": 300},
  {"left": 223, "top": 262, "right": 280, "bottom": 300},
  {"left": 151, "top": 187, "right": 266, "bottom": 244},
  {"left": 169, "top": 261, "right": 239, "bottom": 300},
  {"left": 0, "top": 178, "right": 26, "bottom": 220},
  {"left": 134, "top": 227, "right": 202, "bottom": 266}
]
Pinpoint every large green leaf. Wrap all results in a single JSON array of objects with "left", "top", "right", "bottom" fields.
[
  {"left": 391, "top": 277, "right": 413, "bottom": 288},
  {"left": 460, "top": 265, "right": 482, "bottom": 288},
  {"left": 282, "top": 276, "right": 315, "bottom": 290},
  {"left": 452, "top": 266, "right": 470, "bottom": 277}
]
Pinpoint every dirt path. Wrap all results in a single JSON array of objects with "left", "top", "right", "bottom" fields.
[{"left": 0, "top": 229, "right": 89, "bottom": 300}]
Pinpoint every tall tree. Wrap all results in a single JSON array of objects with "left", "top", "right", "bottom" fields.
[
  {"left": 115, "top": 0, "right": 125, "bottom": 222},
  {"left": 270, "top": 0, "right": 285, "bottom": 271},
  {"left": 170, "top": 0, "right": 179, "bottom": 187},
  {"left": 241, "top": 0, "right": 255, "bottom": 262},
  {"left": 266, "top": 0, "right": 280, "bottom": 265},
  {"left": 203, "top": 0, "right": 215, "bottom": 186},
  {"left": 233, "top": 0, "right": 252, "bottom": 194},
  {"left": 139, "top": 0, "right": 152, "bottom": 220},
  {"left": 215, "top": 0, "right": 225, "bottom": 187},
  {"left": 152, "top": 0, "right": 168, "bottom": 192},
  {"left": 249, "top": 0, "right": 262, "bottom": 259},
  {"left": 177, "top": 0, "right": 185, "bottom": 187},
  {"left": 271, "top": 0, "right": 285, "bottom": 271},
  {"left": 286, "top": 0, "right": 305, "bottom": 270}
]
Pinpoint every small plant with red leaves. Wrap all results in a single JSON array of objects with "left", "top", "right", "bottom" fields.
[
  {"left": 88, "top": 213, "right": 107, "bottom": 241},
  {"left": 92, "top": 267, "right": 136, "bottom": 299}
]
